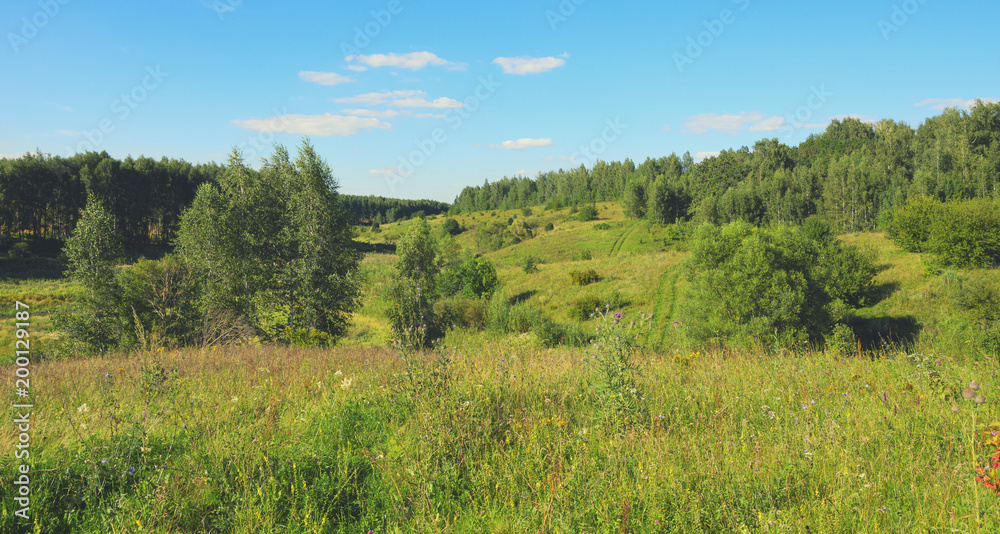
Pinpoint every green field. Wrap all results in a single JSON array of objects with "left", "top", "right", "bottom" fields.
[{"left": 2, "top": 205, "right": 1000, "bottom": 532}]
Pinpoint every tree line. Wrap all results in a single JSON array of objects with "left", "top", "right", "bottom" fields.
[
  {"left": 0, "top": 153, "right": 449, "bottom": 248},
  {"left": 452, "top": 101, "right": 1000, "bottom": 232},
  {"left": 0, "top": 151, "right": 221, "bottom": 245}
]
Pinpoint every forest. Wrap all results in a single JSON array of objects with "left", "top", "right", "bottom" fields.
[
  {"left": 0, "top": 153, "right": 447, "bottom": 247},
  {"left": 452, "top": 100, "right": 1000, "bottom": 233}
]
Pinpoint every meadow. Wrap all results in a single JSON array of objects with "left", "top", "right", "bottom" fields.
[{"left": 2, "top": 203, "right": 1000, "bottom": 532}]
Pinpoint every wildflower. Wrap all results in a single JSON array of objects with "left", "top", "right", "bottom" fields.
[
  {"left": 231, "top": 396, "right": 239, "bottom": 402},
  {"left": 128, "top": 467, "right": 135, "bottom": 475},
  {"left": 101, "top": 458, "right": 108, "bottom": 464},
  {"left": 341, "top": 377, "right": 353, "bottom": 390},
  {"left": 77, "top": 403, "right": 89, "bottom": 413},
  {"left": 614, "top": 312, "right": 622, "bottom": 318}
]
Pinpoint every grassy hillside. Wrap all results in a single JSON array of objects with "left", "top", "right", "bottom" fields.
[
  {"left": 350, "top": 203, "right": 999, "bottom": 361},
  {"left": 3, "top": 202, "right": 1000, "bottom": 532}
]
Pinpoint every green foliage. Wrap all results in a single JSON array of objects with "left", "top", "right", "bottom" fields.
[
  {"left": 475, "top": 219, "right": 534, "bottom": 251},
  {"left": 682, "top": 221, "right": 878, "bottom": 350},
  {"left": 889, "top": 197, "right": 1000, "bottom": 267},
  {"left": 176, "top": 141, "right": 360, "bottom": 341},
  {"left": 571, "top": 297, "right": 603, "bottom": 320},
  {"left": 283, "top": 326, "right": 334, "bottom": 347},
  {"left": 825, "top": 323, "right": 858, "bottom": 357},
  {"left": 886, "top": 196, "right": 938, "bottom": 252},
  {"left": 587, "top": 310, "right": 648, "bottom": 427},
  {"left": 62, "top": 195, "right": 125, "bottom": 352},
  {"left": 460, "top": 256, "right": 500, "bottom": 299},
  {"left": 577, "top": 204, "right": 598, "bottom": 221},
  {"left": 520, "top": 255, "right": 542, "bottom": 274},
  {"left": 434, "top": 294, "right": 488, "bottom": 330},
  {"left": 441, "top": 217, "right": 461, "bottom": 236},
  {"left": 593, "top": 222, "right": 612, "bottom": 230},
  {"left": 396, "top": 219, "right": 440, "bottom": 292},
  {"left": 388, "top": 274, "right": 441, "bottom": 351},
  {"left": 521, "top": 207, "right": 532, "bottom": 217},
  {"left": 569, "top": 268, "right": 600, "bottom": 286},
  {"left": 544, "top": 222, "right": 554, "bottom": 231},
  {"left": 116, "top": 254, "right": 201, "bottom": 349}
]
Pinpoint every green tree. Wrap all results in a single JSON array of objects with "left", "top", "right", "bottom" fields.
[
  {"left": 62, "top": 195, "right": 124, "bottom": 352},
  {"left": 176, "top": 141, "right": 360, "bottom": 341}
]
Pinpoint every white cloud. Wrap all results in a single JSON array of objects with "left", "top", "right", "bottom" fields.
[
  {"left": 231, "top": 113, "right": 392, "bottom": 137},
  {"left": 748, "top": 116, "right": 787, "bottom": 132},
  {"left": 342, "top": 108, "right": 444, "bottom": 120},
  {"left": 341, "top": 109, "right": 403, "bottom": 119},
  {"left": 391, "top": 96, "right": 462, "bottom": 109},
  {"left": 915, "top": 97, "right": 998, "bottom": 111},
  {"left": 514, "top": 169, "right": 530, "bottom": 175},
  {"left": 694, "top": 151, "right": 721, "bottom": 162},
  {"left": 493, "top": 54, "right": 567, "bottom": 75},
  {"left": 682, "top": 112, "right": 763, "bottom": 135},
  {"left": 346, "top": 51, "right": 466, "bottom": 71},
  {"left": 298, "top": 71, "right": 354, "bottom": 86},
  {"left": 333, "top": 90, "right": 459, "bottom": 108},
  {"left": 346, "top": 65, "right": 367, "bottom": 72},
  {"left": 0, "top": 153, "right": 26, "bottom": 160},
  {"left": 369, "top": 166, "right": 412, "bottom": 178},
  {"left": 543, "top": 155, "right": 580, "bottom": 162},
  {"left": 490, "top": 138, "right": 554, "bottom": 150}
]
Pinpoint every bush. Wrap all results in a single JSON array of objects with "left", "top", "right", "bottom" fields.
[
  {"left": 521, "top": 255, "right": 542, "bottom": 274},
  {"left": 577, "top": 249, "right": 593, "bottom": 261},
  {"left": 681, "top": 221, "right": 877, "bottom": 349},
  {"left": 434, "top": 295, "right": 488, "bottom": 330},
  {"left": 522, "top": 207, "right": 533, "bottom": 217},
  {"left": 593, "top": 222, "right": 612, "bottom": 230},
  {"left": 441, "top": 218, "right": 461, "bottom": 236},
  {"left": 569, "top": 269, "right": 600, "bottom": 286},
  {"left": 570, "top": 297, "right": 603, "bottom": 320},
  {"left": 888, "top": 197, "right": 1000, "bottom": 267},
  {"left": 577, "top": 204, "right": 598, "bottom": 221},
  {"left": 460, "top": 256, "right": 500, "bottom": 299},
  {"left": 544, "top": 222, "right": 554, "bottom": 231}
]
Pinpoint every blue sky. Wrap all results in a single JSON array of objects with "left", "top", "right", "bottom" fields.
[{"left": 2, "top": 0, "right": 998, "bottom": 202}]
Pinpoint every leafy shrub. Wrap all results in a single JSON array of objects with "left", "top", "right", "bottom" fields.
[
  {"left": 434, "top": 295, "right": 488, "bottom": 330},
  {"left": 544, "top": 222, "right": 554, "bottom": 231},
  {"left": 825, "top": 323, "right": 857, "bottom": 357},
  {"left": 388, "top": 274, "right": 442, "bottom": 351},
  {"left": 522, "top": 207, "right": 533, "bottom": 217},
  {"left": 569, "top": 269, "right": 600, "bottom": 286},
  {"left": 485, "top": 294, "right": 535, "bottom": 335},
  {"left": 284, "top": 326, "right": 333, "bottom": 347},
  {"left": 371, "top": 221, "right": 381, "bottom": 233},
  {"left": 570, "top": 297, "right": 603, "bottom": 320},
  {"left": 577, "top": 249, "right": 593, "bottom": 261},
  {"left": 888, "top": 197, "right": 1000, "bottom": 267},
  {"left": 476, "top": 220, "right": 534, "bottom": 251},
  {"left": 594, "top": 222, "right": 612, "bottom": 230},
  {"left": 460, "top": 256, "right": 500, "bottom": 299},
  {"left": 681, "top": 221, "right": 878, "bottom": 350},
  {"left": 441, "top": 218, "right": 461, "bottom": 236},
  {"left": 521, "top": 255, "right": 542, "bottom": 274},
  {"left": 577, "top": 204, "right": 598, "bottom": 221}
]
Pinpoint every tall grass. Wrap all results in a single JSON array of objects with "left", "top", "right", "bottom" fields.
[{"left": 3, "top": 340, "right": 999, "bottom": 532}]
